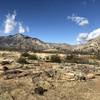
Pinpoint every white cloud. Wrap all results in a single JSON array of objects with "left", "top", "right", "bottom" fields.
[
  {"left": 77, "top": 28, "right": 100, "bottom": 44},
  {"left": 18, "top": 22, "right": 25, "bottom": 33},
  {"left": 18, "top": 22, "right": 29, "bottom": 33},
  {"left": 4, "top": 11, "right": 17, "bottom": 34},
  {"left": 2, "top": 11, "right": 30, "bottom": 34},
  {"left": 67, "top": 15, "right": 89, "bottom": 26},
  {"left": 87, "top": 28, "right": 100, "bottom": 40},
  {"left": 77, "top": 33, "right": 88, "bottom": 44}
]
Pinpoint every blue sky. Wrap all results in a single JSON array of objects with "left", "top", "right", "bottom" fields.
[{"left": 0, "top": 0, "right": 100, "bottom": 44}]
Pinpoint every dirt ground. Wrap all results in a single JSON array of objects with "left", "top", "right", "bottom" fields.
[{"left": 0, "top": 51, "right": 100, "bottom": 100}]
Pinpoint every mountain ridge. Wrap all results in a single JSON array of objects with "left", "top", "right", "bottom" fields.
[
  {"left": 74, "top": 36, "right": 100, "bottom": 54},
  {"left": 0, "top": 33, "right": 100, "bottom": 54},
  {"left": 0, "top": 33, "right": 72, "bottom": 52}
]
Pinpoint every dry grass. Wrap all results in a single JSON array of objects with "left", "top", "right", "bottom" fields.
[{"left": 0, "top": 51, "right": 100, "bottom": 100}]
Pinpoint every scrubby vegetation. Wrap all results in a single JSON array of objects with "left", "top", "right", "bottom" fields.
[
  {"left": 17, "top": 57, "right": 29, "bottom": 64},
  {"left": 46, "top": 56, "right": 50, "bottom": 60},
  {"left": 21, "top": 52, "right": 38, "bottom": 60},
  {"left": 0, "top": 61, "right": 11, "bottom": 65},
  {"left": 50, "top": 54, "right": 61, "bottom": 63},
  {"left": 21, "top": 52, "right": 30, "bottom": 57},
  {"left": 0, "top": 51, "right": 100, "bottom": 100},
  {"left": 28, "top": 54, "right": 38, "bottom": 60}
]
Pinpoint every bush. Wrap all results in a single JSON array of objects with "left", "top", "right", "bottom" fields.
[
  {"left": 28, "top": 54, "right": 38, "bottom": 60},
  {"left": 50, "top": 55, "right": 61, "bottom": 63},
  {"left": 46, "top": 56, "right": 50, "bottom": 60},
  {"left": 65, "top": 54, "right": 80, "bottom": 63},
  {"left": 21, "top": 52, "right": 30, "bottom": 57},
  {"left": 17, "top": 57, "right": 29, "bottom": 64},
  {"left": 65, "top": 54, "right": 74, "bottom": 60},
  {"left": 1, "top": 61, "right": 10, "bottom": 65}
]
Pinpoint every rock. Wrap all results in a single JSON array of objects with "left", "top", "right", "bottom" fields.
[
  {"left": 75, "top": 73, "right": 86, "bottom": 81},
  {"left": 32, "top": 72, "right": 42, "bottom": 83},
  {"left": 3, "top": 70, "right": 30, "bottom": 79},
  {"left": 62, "top": 73, "right": 75, "bottom": 80},
  {"left": 34, "top": 86, "right": 47, "bottom": 95},
  {"left": 45, "top": 69, "right": 57, "bottom": 78},
  {"left": 2, "top": 66, "right": 9, "bottom": 71},
  {"left": 86, "top": 73, "right": 95, "bottom": 79},
  {"left": 4, "top": 70, "right": 22, "bottom": 75},
  {"left": 1, "top": 61, "right": 11, "bottom": 65}
]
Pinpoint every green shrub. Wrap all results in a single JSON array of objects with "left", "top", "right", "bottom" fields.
[
  {"left": 46, "top": 56, "right": 50, "bottom": 60},
  {"left": 65, "top": 54, "right": 74, "bottom": 60},
  {"left": 21, "top": 52, "right": 30, "bottom": 57},
  {"left": 28, "top": 54, "right": 38, "bottom": 60},
  {"left": 1, "top": 61, "right": 10, "bottom": 65},
  {"left": 50, "top": 55, "right": 61, "bottom": 63},
  {"left": 17, "top": 57, "right": 29, "bottom": 64}
]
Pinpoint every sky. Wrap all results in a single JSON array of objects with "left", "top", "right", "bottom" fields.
[{"left": 0, "top": 0, "right": 100, "bottom": 44}]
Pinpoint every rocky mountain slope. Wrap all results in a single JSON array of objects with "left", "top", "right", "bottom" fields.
[
  {"left": 1, "top": 33, "right": 100, "bottom": 54},
  {"left": 0, "top": 33, "right": 50, "bottom": 51},
  {"left": 73, "top": 36, "right": 100, "bottom": 54},
  {"left": 0, "top": 33, "right": 72, "bottom": 52}
]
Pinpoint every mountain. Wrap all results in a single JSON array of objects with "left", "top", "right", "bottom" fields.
[
  {"left": 74, "top": 36, "right": 100, "bottom": 54},
  {"left": 1, "top": 33, "right": 100, "bottom": 54},
  {"left": 0, "top": 33, "right": 72, "bottom": 52},
  {"left": 0, "top": 33, "right": 50, "bottom": 51}
]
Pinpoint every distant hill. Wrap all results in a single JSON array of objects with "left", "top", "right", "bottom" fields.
[
  {"left": 0, "top": 33, "right": 72, "bottom": 52},
  {"left": 1, "top": 33, "right": 100, "bottom": 54},
  {"left": 74, "top": 36, "right": 100, "bottom": 54}
]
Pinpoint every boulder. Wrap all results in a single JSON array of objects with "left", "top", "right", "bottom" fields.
[
  {"left": 86, "top": 73, "right": 95, "bottom": 79},
  {"left": 62, "top": 73, "right": 75, "bottom": 80},
  {"left": 75, "top": 73, "right": 86, "bottom": 81},
  {"left": 0, "top": 60, "right": 13, "bottom": 65},
  {"left": 34, "top": 86, "right": 47, "bottom": 95}
]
